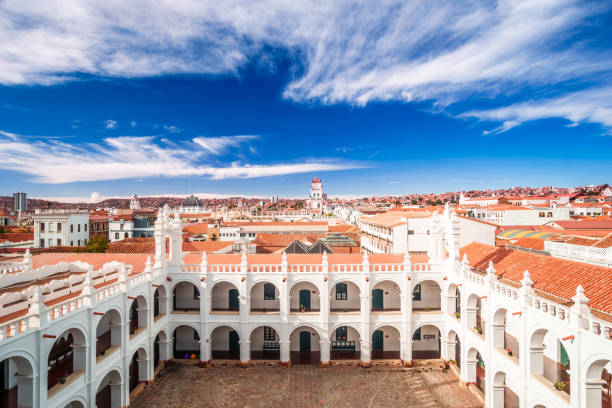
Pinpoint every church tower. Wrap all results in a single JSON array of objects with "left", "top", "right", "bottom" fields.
[{"left": 308, "top": 176, "right": 323, "bottom": 214}]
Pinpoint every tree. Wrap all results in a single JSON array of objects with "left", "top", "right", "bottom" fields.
[{"left": 75, "top": 235, "right": 108, "bottom": 253}]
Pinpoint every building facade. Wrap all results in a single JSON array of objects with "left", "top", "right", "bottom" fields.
[
  {"left": 307, "top": 177, "right": 324, "bottom": 215},
  {"left": 0, "top": 206, "right": 611, "bottom": 408},
  {"left": 13, "top": 192, "right": 27, "bottom": 212},
  {"left": 32, "top": 210, "right": 90, "bottom": 248}
]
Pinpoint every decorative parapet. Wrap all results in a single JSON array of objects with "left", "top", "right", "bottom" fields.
[{"left": 545, "top": 240, "right": 611, "bottom": 267}]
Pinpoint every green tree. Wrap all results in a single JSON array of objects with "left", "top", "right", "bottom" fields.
[{"left": 78, "top": 235, "right": 109, "bottom": 253}]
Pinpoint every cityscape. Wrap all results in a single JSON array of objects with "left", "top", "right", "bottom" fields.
[{"left": 1, "top": 1, "right": 611, "bottom": 408}]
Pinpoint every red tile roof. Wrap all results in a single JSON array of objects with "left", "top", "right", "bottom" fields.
[
  {"left": 182, "top": 241, "right": 233, "bottom": 253},
  {"left": 460, "top": 242, "right": 612, "bottom": 318},
  {"left": 183, "top": 223, "right": 209, "bottom": 235}
]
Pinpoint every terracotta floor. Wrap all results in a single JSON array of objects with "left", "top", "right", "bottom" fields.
[{"left": 132, "top": 363, "right": 483, "bottom": 408}]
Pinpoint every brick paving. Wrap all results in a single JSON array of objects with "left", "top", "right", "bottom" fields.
[{"left": 132, "top": 363, "right": 483, "bottom": 408}]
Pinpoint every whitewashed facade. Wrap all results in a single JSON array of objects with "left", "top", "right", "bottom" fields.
[{"left": 0, "top": 206, "right": 611, "bottom": 408}]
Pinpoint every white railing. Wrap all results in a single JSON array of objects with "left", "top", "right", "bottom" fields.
[
  {"left": 287, "top": 264, "right": 321, "bottom": 273},
  {"left": 96, "top": 282, "right": 121, "bottom": 301},
  {"left": 249, "top": 264, "right": 282, "bottom": 273},
  {"left": 47, "top": 297, "right": 83, "bottom": 322},
  {"left": 530, "top": 294, "right": 571, "bottom": 324},
  {"left": 0, "top": 316, "right": 31, "bottom": 342},
  {"left": 545, "top": 241, "right": 611, "bottom": 267}
]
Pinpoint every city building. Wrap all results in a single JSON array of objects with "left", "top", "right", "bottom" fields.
[
  {"left": 0, "top": 205, "right": 611, "bottom": 408},
  {"left": 179, "top": 195, "right": 205, "bottom": 213},
  {"left": 129, "top": 194, "right": 141, "bottom": 210},
  {"left": 306, "top": 177, "right": 324, "bottom": 215},
  {"left": 32, "top": 210, "right": 90, "bottom": 248},
  {"left": 89, "top": 213, "right": 110, "bottom": 241},
  {"left": 219, "top": 221, "right": 329, "bottom": 242},
  {"left": 463, "top": 205, "right": 571, "bottom": 226},
  {"left": 109, "top": 214, "right": 154, "bottom": 242},
  {"left": 12, "top": 192, "right": 27, "bottom": 212}
]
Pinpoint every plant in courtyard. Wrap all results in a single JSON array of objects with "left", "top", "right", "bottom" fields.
[
  {"left": 454, "top": 312, "right": 460, "bottom": 318},
  {"left": 343, "top": 307, "right": 348, "bottom": 312},
  {"left": 59, "top": 376, "right": 67, "bottom": 384},
  {"left": 554, "top": 380, "right": 566, "bottom": 391},
  {"left": 262, "top": 307, "right": 268, "bottom": 313},
  {"left": 300, "top": 304, "right": 306, "bottom": 312},
  {"left": 448, "top": 359, "right": 456, "bottom": 364},
  {"left": 475, "top": 326, "right": 483, "bottom": 334},
  {"left": 425, "top": 306, "right": 431, "bottom": 311},
  {"left": 506, "top": 347, "right": 512, "bottom": 356}
]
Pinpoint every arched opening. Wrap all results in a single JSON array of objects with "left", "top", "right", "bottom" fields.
[
  {"left": 289, "top": 326, "right": 321, "bottom": 364},
  {"left": 289, "top": 282, "right": 320, "bottom": 313},
  {"left": 466, "top": 294, "right": 485, "bottom": 336},
  {"left": 250, "top": 326, "right": 280, "bottom": 360},
  {"left": 493, "top": 308, "right": 519, "bottom": 361},
  {"left": 585, "top": 359, "right": 612, "bottom": 408},
  {"left": 330, "top": 326, "right": 361, "bottom": 360},
  {"left": 530, "top": 329, "right": 571, "bottom": 396},
  {"left": 128, "top": 295, "right": 147, "bottom": 338},
  {"left": 371, "top": 326, "right": 400, "bottom": 360},
  {"left": 128, "top": 348, "right": 148, "bottom": 396},
  {"left": 412, "top": 325, "right": 441, "bottom": 359},
  {"left": 96, "top": 369, "right": 121, "bottom": 408},
  {"left": 330, "top": 281, "right": 360, "bottom": 313},
  {"left": 371, "top": 281, "right": 401, "bottom": 312},
  {"left": 96, "top": 309, "right": 122, "bottom": 361},
  {"left": 467, "top": 348, "right": 486, "bottom": 395},
  {"left": 412, "top": 280, "right": 441, "bottom": 311},
  {"left": 173, "top": 325, "right": 200, "bottom": 360},
  {"left": 250, "top": 282, "right": 280, "bottom": 313},
  {"left": 0, "top": 356, "right": 34, "bottom": 408},
  {"left": 153, "top": 285, "right": 167, "bottom": 319},
  {"left": 447, "top": 330, "right": 461, "bottom": 368},
  {"left": 173, "top": 282, "right": 200, "bottom": 313},
  {"left": 210, "top": 282, "right": 240, "bottom": 313},
  {"left": 492, "top": 371, "right": 519, "bottom": 408},
  {"left": 64, "top": 401, "right": 85, "bottom": 408},
  {"left": 447, "top": 283, "right": 461, "bottom": 319},
  {"left": 210, "top": 326, "right": 240, "bottom": 360},
  {"left": 47, "top": 328, "right": 86, "bottom": 393}
]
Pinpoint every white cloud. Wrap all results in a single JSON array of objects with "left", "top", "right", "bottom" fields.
[
  {"left": 88, "top": 192, "right": 103, "bottom": 203},
  {"left": 130, "top": 121, "right": 137, "bottom": 128},
  {"left": 104, "top": 119, "right": 118, "bottom": 129},
  {"left": 0, "top": 1, "right": 609, "bottom": 131},
  {"left": 193, "top": 135, "right": 258, "bottom": 155},
  {"left": 462, "top": 87, "right": 612, "bottom": 135},
  {"left": 0, "top": 131, "right": 362, "bottom": 183},
  {"left": 163, "top": 125, "right": 180, "bottom": 133}
]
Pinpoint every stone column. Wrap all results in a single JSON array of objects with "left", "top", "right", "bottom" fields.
[
  {"left": 15, "top": 374, "right": 34, "bottom": 408},
  {"left": 492, "top": 383, "right": 505, "bottom": 408},
  {"left": 72, "top": 343, "right": 87, "bottom": 372},
  {"left": 239, "top": 269, "right": 249, "bottom": 366},
  {"left": 321, "top": 255, "right": 330, "bottom": 367},
  {"left": 492, "top": 323, "right": 505, "bottom": 349},
  {"left": 529, "top": 346, "right": 544, "bottom": 376},
  {"left": 109, "top": 381, "right": 123, "bottom": 408},
  {"left": 402, "top": 254, "right": 412, "bottom": 366},
  {"left": 465, "top": 358, "right": 477, "bottom": 383},
  {"left": 320, "top": 333, "right": 330, "bottom": 366},
  {"left": 280, "top": 340, "right": 290, "bottom": 366},
  {"left": 137, "top": 357, "right": 150, "bottom": 383},
  {"left": 240, "top": 340, "right": 251, "bottom": 366},
  {"left": 159, "top": 339, "right": 172, "bottom": 362},
  {"left": 445, "top": 339, "right": 457, "bottom": 362},
  {"left": 585, "top": 379, "right": 605, "bottom": 408}
]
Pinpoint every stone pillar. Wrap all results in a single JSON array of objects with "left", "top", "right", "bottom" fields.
[
  {"left": 137, "top": 358, "right": 150, "bottom": 382},
  {"left": 360, "top": 262, "right": 371, "bottom": 366},
  {"left": 110, "top": 323, "right": 123, "bottom": 349},
  {"left": 159, "top": 339, "right": 172, "bottom": 361},
  {"left": 585, "top": 379, "right": 605, "bottom": 408},
  {"left": 159, "top": 295, "right": 171, "bottom": 316},
  {"left": 492, "top": 383, "right": 505, "bottom": 408},
  {"left": 465, "top": 359, "right": 477, "bottom": 383},
  {"left": 529, "top": 346, "right": 544, "bottom": 376},
  {"left": 72, "top": 343, "right": 87, "bottom": 372},
  {"left": 446, "top": 294, "right": 457, "bottom": 316},
  {"left": 320, "top": 334, "right": 330, "bottom": 366},
  {"left": 445, "top": 339, "right": 457, "bottom": 362},
  {"left": 402, "top": 254, "right": 412, "bottom": 366},
  {"left": 280, "top": 340, "right": 290, "bottom": 366},
  {"left": 137, "top": 306, "right": 149, "bottom": 330},
  {"left": 200, "top": 336, "right": 211, "bottom": 365},
  {"left": 321, "top": 254, "right": 330, "bottom": 367},
  {"left": 109, "top": 381, "right": 123, "bottom": 408},
  {"left": 240, "top": 340, "right": 251, "bottom": 365},
  {"left": 465, "top": 307, "right": 477, "bottom": 329},
  {"left": 492, "top": 323, "right": 505, "bottom": 349},
  {"left": 15, "top": 374, "right": 34, "bottom": 408}
]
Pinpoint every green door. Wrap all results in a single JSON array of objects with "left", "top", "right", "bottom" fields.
[
  {"left": 229, "top": 330, "right": 239, "bottom": 352},
  {"left": 300, "top": 331, "right": 311, "bottom": 351},
  {"left": 229, "top": 289, "right": 239, "bottom": 310},
  {"left": 299, "top": 289, "right": 311, "bottom": 310},
  {"left": 372, "top": 289, "right": 384, "bottom": 310},
  {"left": 372, "top": 330, "right": 383, "bottom": 350}
]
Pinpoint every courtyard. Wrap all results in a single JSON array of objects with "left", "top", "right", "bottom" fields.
[{"left": 131, "top": 362, "right": 483, "bottom": 408}]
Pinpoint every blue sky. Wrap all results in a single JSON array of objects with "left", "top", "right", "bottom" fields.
[{"left": 0, "top": 0, "right": 611, "bottom": 201}]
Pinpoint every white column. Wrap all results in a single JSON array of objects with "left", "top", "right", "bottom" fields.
[
  {"left": 320, "top": 258, "right": 330, "bottom": 366},
  {"left": 240, "top": 340, "right": 251, "bottom": 365},
  {"left": 239, "top": 274, "right": 249, "bottom": 365},
  {"left": 109, "top": 381, "right": 123, "bottom": 408},
  {"left": 492, "top": 383, "right": 505, "bottom": 408},
  {"left": 137, "top": 358, "right": 150, "bottom": 382},
  {"left": 585, "top": 379, "right": 605, "bottom": 408},
  {"left": 280, "top": 340, "right": 290, "bottom": 365},
  {"left": 529, "top": 346, "right": 544, "bottom": 376},
  {"left": 159, "top": 339, "right": 172, "bottom": 361},
  {"left": 15, "top": 374, "right": 34, "bottom": 408},
  {"left": 492, "top": 323, "right": 505, "bottom": 349}
]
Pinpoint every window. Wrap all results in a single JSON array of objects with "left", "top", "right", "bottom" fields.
[
  {"left": 84, "top": 239, "right": 87, "bottom": 245},
  {"left": 57, "top": 223, "right": 61, "bottom": 232},
  {"left": 412, "top": 327, "right": 421, "bottom": 340},
  {"left": 70, "top": 241, "right": 73, "bottom": 246},
  {"left": 120, "top": 224, "right": 124, "bottom": 230},
  {"left": 77, "top": 240, "right": 80, "bottom": 246},
  {"left": 194, "top": 330, "right": 200, "bottom": 341},
  {"left": 559, "top": 341, "right": 570, "bottom": 367},
  {"left": 412, "top": 284, "right": 421, "bottom": 301},
  {"left": 264, "top": 326, "right": 275, "bottom": 341},
  {"left": 336, "top": 326, "right": 347, "bottom": 340},
  {"left": 78, "top": 224, "right": 81, "bottom": 232},
  {"left": 124, "top": 232, "right": 129, "bottom": 239},
  {"left": 407, "top": 230, "right": 415, "bottom": 235},
  {"left": 263, "top": 283, "right": 275, "bottom": 300},
  {"left": 40, "top": 222, "right": 45, "bottom": 232},
  {"left": 70, "top": 224, "right": 73, "bottom": 233},
  {"left": 57, "top": 239, "right": 61, "bottom": 246},
  {"left": 335, "top": 283, "right": 348, "bottom": 300},
  {"left": 84, "top": 224, "right": 87, "bottom": 231},
  {"left": 115, "top": 233, "right": 119, "bottom": 239},
  {"left": 193, "top": 286, "right": 200, "bottom": 300},
  {"left": 40, "top": 238, "right": 45, "bottom": 248}
]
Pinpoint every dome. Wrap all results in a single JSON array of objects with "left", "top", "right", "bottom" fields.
[{"left": 181, "top": 195, "right": 203, "bottom": 208}]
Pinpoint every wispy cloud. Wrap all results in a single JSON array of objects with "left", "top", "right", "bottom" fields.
[
  {"left": 0, "top": 1, "right": 609, "bottom": 132},
  {"left": 104, "top": 119, "right": 118, "bottom": 129},
  {"left": 462, "top": 87, "right": 612, "bottom": 135},
  {"left": 0, "top": 131, "right": 362, "bottom": 183},
  {"left": 163, "top": 124, "right": 180, "bottom": 133}
]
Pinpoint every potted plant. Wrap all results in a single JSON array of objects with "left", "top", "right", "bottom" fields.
[
  {"left": 300, "top": 304, "right": 306, "bottom": 313},
  {"left": 454, "top": 312, "right": 460, "bottom": 318},
  {"left": 506, "top": 347, "right": 512, "bottom": 356},
  {"left": 343, "top": 307, "right": 348, "bottom": 313},
  {"left": 554, "top": 380, "right": 566, "bottom": 391},
  {"left": 425, "top": 306, "right": 431, "bottom": 311},
  {"left": 448, "top": 359, "right": 456, "bottom": 365},
  {"left": 59, "top": 376, "right": 67, "bottom": 384},
  {"left": 263, "top": 307, "right": 268, "bottom": 313},
  {"left": 130, "top": 328, "right": 136, "bottom": 335},
  {"left": 475, "top": 326, "right": 483, "bottom": 334},
  {"left": 100, "top": 349, "right": 106, "bottom": 356}
]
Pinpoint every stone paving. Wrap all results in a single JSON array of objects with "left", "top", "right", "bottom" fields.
[{"left": 132, "top": 362, "right": 483, "bottom": 408}]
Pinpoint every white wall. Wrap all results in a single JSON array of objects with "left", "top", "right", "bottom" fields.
[
  {"left": 211, "top": 282, "right": 238, "bottom": 310},
  {"left": 290, "top": 328, "right": 321, "bottom": 351},
  {"left": 458, "top": 217, "right": 496, "bottom": 247},
  {"left": 174, "top": 282, "right": 200, "bottom": 309},
  {"left": 330, "top": 282, "right": 361, "bottom": 310},
  {"left": 372, "top": 281, "right": 401, "bottom": 310},
  {"left": 289, "top": 283, "right": 320, "bottom": 310},
  {"left": 250, "top": 283, "right": 280, "bottom": 310},
  {"left": 211, "top": 326, "right": 235, "bottom": 351},
  {"left": 175, "top": 326, "right": 199, "bottom": 352},
  {"left": 412, "top": 325, "right": 440, "bottom": 352},
  {"left": 374, "top": 326, "right": 400, "bottom": 351},
  {"left": 412, "top": 281, "right": 441, "bottom": 309},
  {"left": 406, "top": 218, "right": 430, "bottom": 252}
]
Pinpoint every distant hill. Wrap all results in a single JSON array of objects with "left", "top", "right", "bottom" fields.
[{"left": 0, "top": 196, "right": 184, "bottom": 210}]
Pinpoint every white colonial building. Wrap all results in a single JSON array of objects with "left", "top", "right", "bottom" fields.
[
  {"left": 33, "top": 210, "right": 90, "bottom": 248},
  {"left": 0, "top": 205, "right": 611, "bottom": 408}
]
